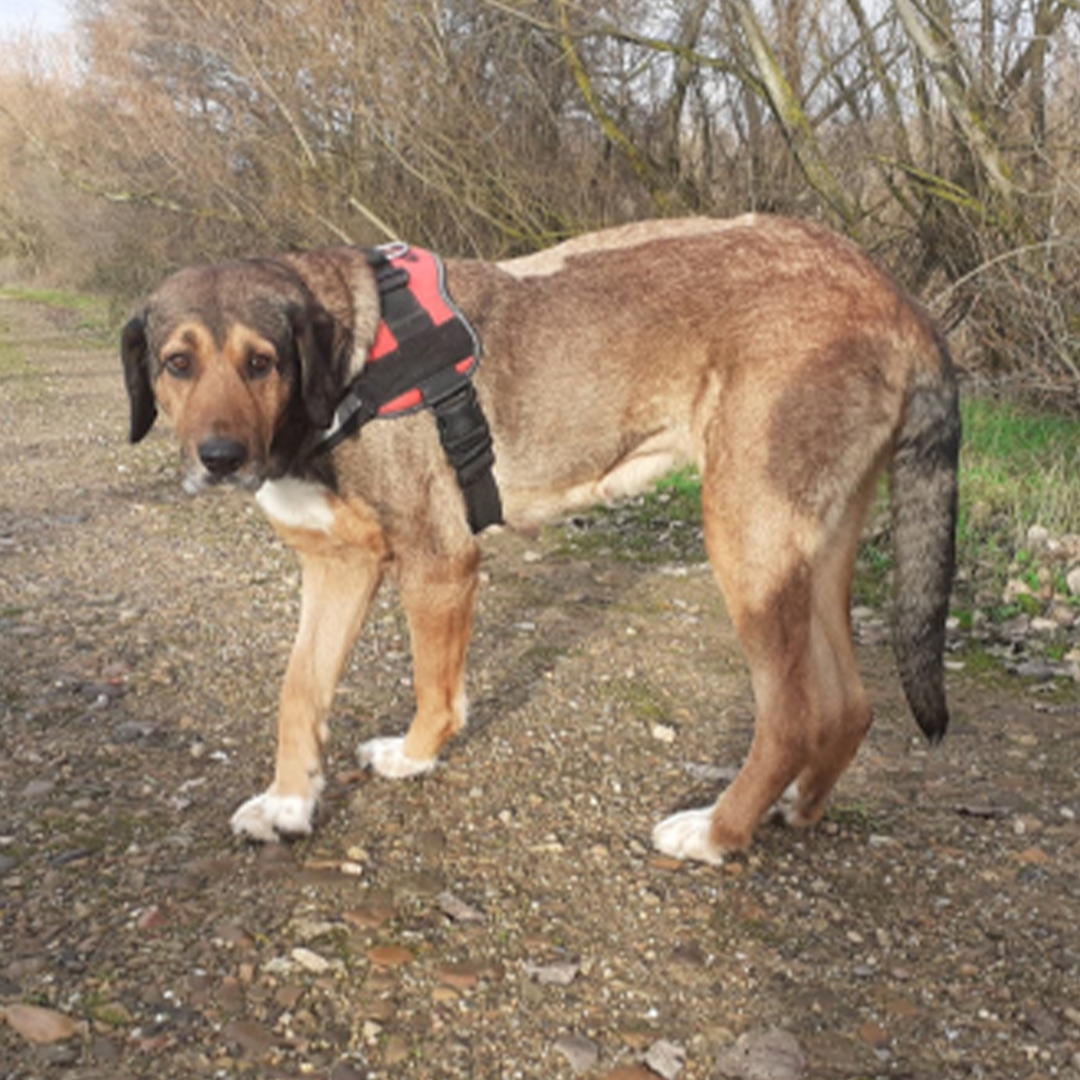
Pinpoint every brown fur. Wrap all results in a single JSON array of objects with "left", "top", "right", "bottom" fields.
[{"left": 121, "top": 214, "right": 959, "bottom": 859}]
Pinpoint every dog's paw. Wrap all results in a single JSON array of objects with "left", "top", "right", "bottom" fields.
[
  {"left": 230, "top": 785, "right": 320, "bottom": 842},
  {"left": 652, "top": 806, "right": 724, "bottom": 866},
  {"left": 357, "top": 737, "right": 437, "bottom": 779},
  {"left": 772, "top": 781, "right": 800, "bottom": 824}
]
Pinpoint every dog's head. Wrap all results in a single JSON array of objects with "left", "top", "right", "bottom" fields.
[{"left": 122, "top": 257, "right": 355, "bottom": 492}]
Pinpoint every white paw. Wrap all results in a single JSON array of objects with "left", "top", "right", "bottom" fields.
[
  {"left": 357, "top": 736, "right": 437, "bottom": 779},
  {"left": 230, "top": 779, "right": 323, "bottom": 842},
  {"left": 774, "top": 781, "right": 800, "bottom": 824},
  {"left": 652, "top": 806, "right": 724, "bottom": 866}
]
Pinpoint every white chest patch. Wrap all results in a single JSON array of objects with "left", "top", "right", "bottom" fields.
[{"left": 255, "top": 477, "right": 335, "bottom": 533}]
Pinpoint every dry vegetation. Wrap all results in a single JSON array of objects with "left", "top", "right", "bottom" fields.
[{"left": 1, "top": 0, "right": 1079, "bottom": 398}]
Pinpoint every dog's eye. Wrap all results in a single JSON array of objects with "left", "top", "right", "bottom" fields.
[
  {"left": 247, "top": 352, "right": 275, "bottom": 378},
  {"left": 163, "top": 352, "right": 193, "bottom": 378}
]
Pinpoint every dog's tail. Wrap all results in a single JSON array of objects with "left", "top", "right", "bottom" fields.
[{"left": 890, "top": 328, "right": 961, "bottom": 743}]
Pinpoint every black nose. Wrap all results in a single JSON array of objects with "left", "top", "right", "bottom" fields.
[{"left": 198, "top": 437, "right": 248, "bottom": 477}]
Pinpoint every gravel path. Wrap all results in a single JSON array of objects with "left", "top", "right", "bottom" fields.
[{"left": 1, "top": 295, "right": 1079, "bottom": 1079}]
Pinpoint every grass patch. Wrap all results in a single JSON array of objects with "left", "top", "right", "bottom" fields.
[
  {"left": 0, "top": 337, "right": 32, "bottom": 379},
  {"left": 603, "top": 676, "right": 672, "bottom": 724},
  {"left": 553, "top": 466, "right": 705, "bottom": 564},
  {"left": 0, "top": 285, "right": 112, "bottom": 337},
  {"left": 958, "top": 396, "right": 1080, "bottom": 552},
  {"left": 552, "top": 397, "right": 1080, "bottom": 628}
]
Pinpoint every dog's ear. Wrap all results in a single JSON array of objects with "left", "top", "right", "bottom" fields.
[
  {"left": 293, "top": 304, "right": 348, "bottom": 430},
  {"left": 121, "top": 315, "right": 158, "bottom": 443}
]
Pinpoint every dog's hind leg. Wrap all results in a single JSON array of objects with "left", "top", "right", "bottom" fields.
[
  {"left": 653, "top": 449, "right": 881, "bottom": 864},
  {"left": 359, "top": 546, "right": 480, "bottom": 779},
  {"left": 653, "top": 476, "right": 818, "bottom": 863},
  {"left": 232, "top": 534, "right": 384, "bottom": 841},
  {"left": 783, "top": 491, "right": 874, "bottom": 828}
]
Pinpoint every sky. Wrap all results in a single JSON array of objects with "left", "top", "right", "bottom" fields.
[{"left": 0, "top": 0, "right": 71, "bottom": 38}]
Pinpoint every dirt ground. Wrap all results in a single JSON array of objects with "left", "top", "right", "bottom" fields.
[{"left": 1, "top": 294, "right": 1078, "bottom": 1080}]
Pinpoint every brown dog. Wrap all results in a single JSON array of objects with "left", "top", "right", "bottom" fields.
[{"left": 121, "top": 215, "right": 959, "bottom": 864}]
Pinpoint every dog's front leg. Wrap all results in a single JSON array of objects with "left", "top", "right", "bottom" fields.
[
  {"left": 359, "top": 547, "right": 480, "bottom": 778},
  {"left": 231, "top": 548, "right": 382, "bottom": 841}
]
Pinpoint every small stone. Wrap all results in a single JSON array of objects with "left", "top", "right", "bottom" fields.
[
  {"left": 524, "top": 959, "right": 579, "bottom": 986},
  {"left": 438, "top": 960, "right": 485, "bottom": 990},
  {"left": 716, "top": 1028, "right": 807, "bottom": 1080},
  {"left": 437, "top": 891, "right": 485, "bottom": 923},
  {"left": 223, "top": 1019, "right": 275, "bottom": 1056},
  {"left": 215, "top": 921, "right": 255, "bottom": 948},
  {"left": 275, "top": 984, "right": 304, "bottom": 1009},
  {"left": 344, "top": 903, "right": 395, "bottom": 929},
  {"left": 651, "top": 723, "right": 676, "bottom": 743},
  {"left": 367, "top": 944, "right": 414, "bottom": 968},
  {"left": 383, "top": 1033, "right": 410, "bottom": 1065},
  {"left": 1027, "top": 524, "right": 1051, "bottom": 550},
  {"left": 645, "top": 1038, "right": 686, "bottom": 1079},
  {"left": 2, "top": 1003, "right": 79, "bottom": 1044},
  {"left": 649, "top": 856, "right": 684, "bottom": 872},
  {"left": 1066, "top": 566, "right": 1080, "bottom": 597},
  {"left": 1003, "top": 578, "right": 1035, "bottom": 605},
  {"left": 20, "top": 779, "right": 55, "bottom": 799},
  {"left": 1024, "top": 1005, "right": 1061, "bottom": 1040},
  {"left": 857, "top": 1021, "right": 890, "bottom": 1049},
  {"left": 136, "top": 904, "right": 168, "bottom": 931},
  {"left": 291, "top": 947, "right": 333, "bottom": 973},
  {"left": 885, "top": 997, "right": 919, "bottom": 1019},
  {"left": 1015, "top": 847, "right": 1051, "bottom": 866},
  {"left": 290, "top": 917, "right": 339, "bottom": 942},
  {"left": 1049, "top": 602, "right": 1077, "bottom": 628},
  {"left": 554, "top": 1033, "right": 599, "bottom": 1073}
]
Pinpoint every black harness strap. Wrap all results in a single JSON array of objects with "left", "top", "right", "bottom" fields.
[{"left": 314, "top": 246, "right": 503, "bottom": 534}]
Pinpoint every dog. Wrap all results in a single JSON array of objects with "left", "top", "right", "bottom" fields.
[{"left": 121, "top": 214, "right": 960, "bottom": 865}]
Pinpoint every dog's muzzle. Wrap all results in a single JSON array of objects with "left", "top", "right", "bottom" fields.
[
  {"left": 198, "top": 437, "right": 248, "bottom": 477},
  {"left": 184, "top": 437, "right": 261, "bottom": 494}
]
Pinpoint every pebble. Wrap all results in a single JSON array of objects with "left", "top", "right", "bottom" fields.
[
  {"left": 20, "top": 779, "right": 55, "bottom": 800},
  {"left": 438, "top": 960, "right": 487, "bottom": 990},
  {"left": 716, "top": 1028, "right": 807, "bottom": 1080},
  {"left": 437, "top": 890, "right": 485, "bottom": 923},
  {"left": 857, "top": 1020, "right": 890, "bottom": 1049},
  {"left": 1, "top": 1003, "right": 79, "bottom": 1044},
  {"left": 290, "top": 917, "right": 339, "bottom": 942},
  {"left": 645, "top": 1038, "right": 686, "bottom": 1079},
  {"left": 291, "top": 947, "right": 333, "bottom": 974},
  {"left": 1067, "top": 566, "right": 1080, "bottom": 597},
  {"left": 383, "top": 1033, "right": 410, "bottom": 1065},
  {"left": 555, "top": 1032, "right": 600, "bottom": 1073},
  {"left": 367, "top": 944, "right": 414, "bottom": 968},
  {"left": 524, "top": 959, "right": 580, "bottom": 986},
  {"left": 343, "top": 902, "right": 395, "bottom": 928},
  {"left": 223, "top": 1019, "right": 275, "bottom": 1056}
]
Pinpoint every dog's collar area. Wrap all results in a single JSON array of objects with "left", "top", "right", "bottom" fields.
[{"left": 313, "top": 244, "right": 503, "bottom": 534}]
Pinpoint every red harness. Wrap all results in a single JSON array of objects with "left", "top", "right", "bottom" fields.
[
  {"left": 314, "top": 244, "right": 501, "bottom": 533},
  {"left": 366, "top": 244, "right": 479, "bottom": 416}
]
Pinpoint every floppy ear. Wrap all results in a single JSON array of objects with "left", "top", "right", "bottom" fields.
[
  {"left": 121, "top": 315, "right": 158, "bottom": 443},
  {"left": 293, "top": 304, "right": 349, "bottom": 430}
]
